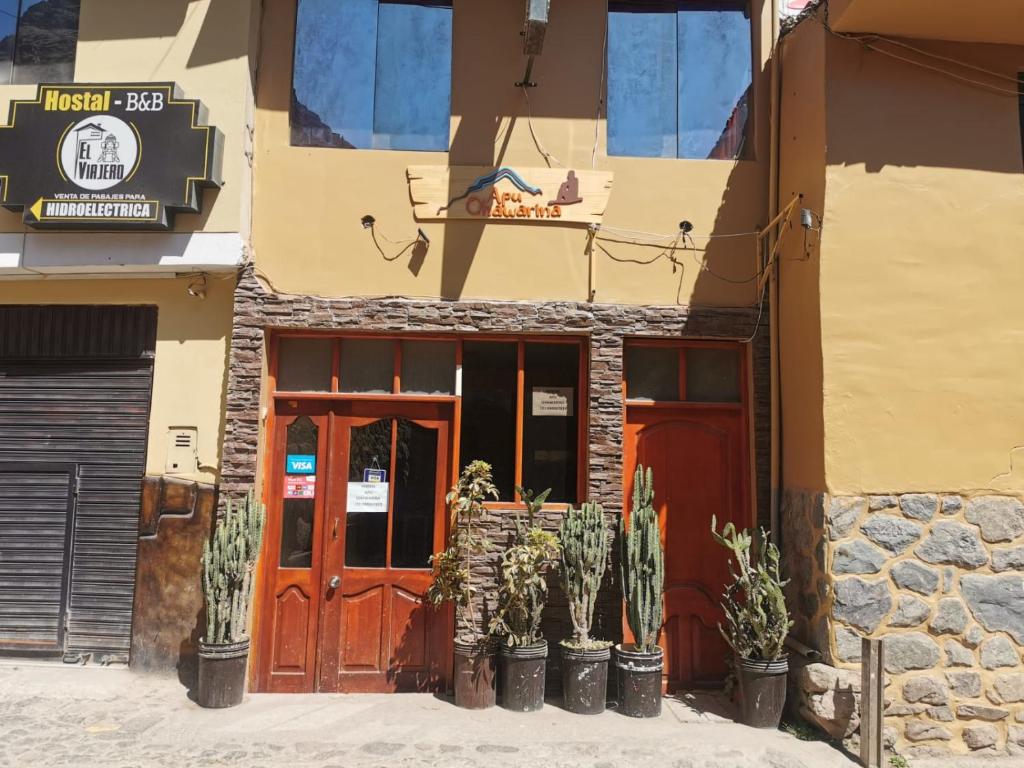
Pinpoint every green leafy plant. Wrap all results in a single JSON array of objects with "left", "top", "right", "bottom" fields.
[
  {"left": 202, "top": 489, "right": 265, "bottom": 645},
  {"left": 559, "top": 501, "right": 611, "bottom": 650},
  {"left": 620, "top": 466, "right": 664, "bottom": 654},
  {"left": 710, "top": 516, "right": 793, "bottom": 662},
  {"left": 427, "top": 460, "right": 498, "bottom": 642},
  {"left": 889, "top": 755, "right": 910, "bottom": 768},
  {"left": 488, "top": 487, "right": 561, "bottom": 648}
]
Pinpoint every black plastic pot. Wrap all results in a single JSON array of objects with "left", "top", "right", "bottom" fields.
[
  {"left": 614, "top": 643, "right": 663, "bottom": 718},
  {"left": 197, "top": 638, "right": 249, "bottom": 709},
  {"left": 500, "top": 641, "right": 547, "bottom": 712},
  {"left": 737, "top": 655, "right": 789, "bottom": 728},
  {"left": 453, "top": 638, "right": 497, "bottom": 710},
  {"left": 561, "top": 644, "right": 610, "bottom": 715}
]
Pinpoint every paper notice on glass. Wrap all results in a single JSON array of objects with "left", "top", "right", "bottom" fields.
[
  {"left": 531, "top": 386, "right": 573, "bottom": 417},
  {"left": 347, "top": 482, "right": 389, "bottom": 513}
]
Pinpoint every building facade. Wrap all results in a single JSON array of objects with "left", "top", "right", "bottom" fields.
[
  {"left": 0, "top": 0, "right": 259, "bottom": 667},
  {"left": 223, "top": 0, "right": 774, "bottom": 695},
  {"left": 779, "top": 1, "right": 1024, "bottom": 756}
]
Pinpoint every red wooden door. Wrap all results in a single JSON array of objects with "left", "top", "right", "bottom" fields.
[
  {"left": 317, "top": 402, "right": 451, "bottom": 693},
  {"left": 624, "top": 405, "right": 750, "bottom": 690}
]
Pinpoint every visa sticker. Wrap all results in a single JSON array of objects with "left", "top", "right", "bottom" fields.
[{"left": 287, "top": 454, "right": 316, "bottom": 474}]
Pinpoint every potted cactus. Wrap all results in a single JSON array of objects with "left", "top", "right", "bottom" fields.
[
  {"left": 428, "top": 460, "right": 499, "bottom": 709},
  {"left": 711, "top": 517, "right": 793, "bottom": 728},
  {"left": 198, "top": 489, "right": 265, "bottom": 709},
  {"left": 616, "top": 465, "right": 665, "bottom": 718},
  {"left": 559, "top": 501, "right": 612, "bottom": 715},
  {"left": 489, "top": 486, "right": 560, "bottom": 712}
]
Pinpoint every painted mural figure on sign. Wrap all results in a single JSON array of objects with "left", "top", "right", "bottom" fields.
[{"left": 549, "top": 170, "right": 583, "bottom": 206}]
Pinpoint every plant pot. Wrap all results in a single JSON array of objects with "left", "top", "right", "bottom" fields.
[
  {"left": 614, "top": 643, "right": 663, "bottom": 718},
  {"left": 453, "top": 638, "right": 497, "bottom": 710},
  {"left": 561, "top": 644, "right": 610, "bottom": 715},
  {"left": 499, "top": 641, "right": 547, "bottom": 712},
  {"left": 197, "top": 637, "right": 250, "bottom": 709},
  {"left": 737, "top": 655, "right": 789, "bottom": 728}
]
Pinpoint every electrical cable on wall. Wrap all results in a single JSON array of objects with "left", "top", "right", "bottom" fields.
[{"left": 522, "top": 85, "right": 565, "bottom": 168}]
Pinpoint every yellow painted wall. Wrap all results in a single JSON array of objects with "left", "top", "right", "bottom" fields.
[
  {"left": 777, "top": 19, "right": 827, "bottom": 492},
  {"left": 0, "top": 0, "right": 258, "bottom": 236},
  {"left": 829, "top": 0, "right": 1024, "bottom": 46},
  {"left": 253, "top": 0, "right": 772, "bottom": 307},
  {"left": 781, "top": 20, "right": 1024, "bottom": 495},
  {"left": 0, "top": 276, "right": 235, "bottom": 483}
]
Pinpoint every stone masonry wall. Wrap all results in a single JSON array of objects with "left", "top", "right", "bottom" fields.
[
  {"left": 222, "top": 268, "right": 770, "bottom": 687},
  {"left": 787, "top": 488, "right": 1024, "bottom": 757}
]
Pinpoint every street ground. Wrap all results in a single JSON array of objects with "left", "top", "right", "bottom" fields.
[{"left": 0, "top": 661, "right": 865, "bottom": 768}]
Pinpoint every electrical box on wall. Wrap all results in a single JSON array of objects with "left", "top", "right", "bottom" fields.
[{"left": 165, "top": 427, "right": 199, "bottom": 475}]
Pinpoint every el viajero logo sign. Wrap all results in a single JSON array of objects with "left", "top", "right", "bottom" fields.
[{"left": 0, "top": 84, "right": 222, "bottom": 230}]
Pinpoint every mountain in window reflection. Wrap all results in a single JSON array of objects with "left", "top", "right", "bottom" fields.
[
  {"left": 291, "top": 88, "right": 355, "bottom": 149},
  {"left": 709, "top": 84, "right": 751, "bottom": 161},
  {"left": 9, "top": 0, "right": 80, "bottom": 66}
]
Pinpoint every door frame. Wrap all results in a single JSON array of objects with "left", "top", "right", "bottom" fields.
[
  {"left": 621, "top": 338, "right": 755, "bottom": 689},
  {"left": 252, "top": 395, "right": 455, "bottom": 692}
]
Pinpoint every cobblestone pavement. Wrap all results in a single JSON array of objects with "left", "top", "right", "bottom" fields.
[{"left": 0, "top": 662, "right": 859, "bottom": 768}]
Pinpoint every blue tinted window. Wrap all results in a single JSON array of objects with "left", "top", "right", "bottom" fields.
[
  {"left": 0, "top": 0, "right": 80, "bottom": 85},
  {"left": 291, "top": 0, "right": 452, "bottom": 151},
  {"left": 608, "top": 2, "right": 751, "bottom": 160}
]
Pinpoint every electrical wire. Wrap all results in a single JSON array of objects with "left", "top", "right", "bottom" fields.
[
  {"left": 592, "top": 1, "right": 608, "bottom": 170},
  {"left": 820, "top": 19, "right": 1021, "bottom": 98},
  {"left": 522, "top": 84, "right": 565, "bottom": 168}
]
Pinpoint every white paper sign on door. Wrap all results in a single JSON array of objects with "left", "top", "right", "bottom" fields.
[
  {"left": 531, "top": 386, "right": 574, "bottom": 417},
  {"left": 347, "top": 482, "right": 389, "bottom": 513}
]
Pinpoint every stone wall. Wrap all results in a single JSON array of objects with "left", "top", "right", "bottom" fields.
[
  {"left": 786, "top": 488, "right": 1024, "bottom": 757},
  {"left": 222, "top": 268, "right": 769, "bottom": 687}
]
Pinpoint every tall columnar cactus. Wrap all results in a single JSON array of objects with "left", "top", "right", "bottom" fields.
[
  {"left": 202, "top": 489, "right": 266, "bottom": 645},
  {"left": 620, "top": 466, "right": 664, "bottom": 654},
  {"left": 560, "top": 501, "right": 610, "bottom": 646}
]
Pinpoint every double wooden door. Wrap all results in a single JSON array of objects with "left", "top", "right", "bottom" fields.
[
  {"left": 256, "top": 400, "right": 452, "bottom": 693},
  {"left": 623, "top": 404, "right": 750, "bottom": 690}
]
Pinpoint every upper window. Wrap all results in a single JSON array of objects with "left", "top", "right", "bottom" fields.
[
  {"left": 0, "top": 0, "right": 80, "bottom": 85},
  {"left": 624, "top": 342, "right": 742, "bottom": 403},
  {"left": 607, "top": 1, "right": 752, "bottom": 160},
  {"left": 291, "top": 0, "right": 453, "bottom": 151}
]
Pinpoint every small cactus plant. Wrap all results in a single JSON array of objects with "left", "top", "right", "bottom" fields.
[
  {"left": 559, "top": 501, "right": 610, "bottom": 649},
  {"left": 202, "top": 489, "right": 265, "bottom": 645},
  {"left": 620, "top": 466, "right": 664, "bottom": 654},
  {"left": 711, "top": 516, "right": 792, "bottom": 662}
]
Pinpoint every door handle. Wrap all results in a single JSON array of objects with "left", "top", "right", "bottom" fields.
[{"left": 328, "top": 575, "right": 341, "bottom": 590}]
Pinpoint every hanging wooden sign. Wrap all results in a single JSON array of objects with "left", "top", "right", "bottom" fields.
[{"left": 407, "top": 166, "right": 613, "bottom": 224}]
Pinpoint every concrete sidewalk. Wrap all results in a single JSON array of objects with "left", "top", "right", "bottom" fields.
[{"left": 0, "top": 661, "right": 860, "bottom": 768}]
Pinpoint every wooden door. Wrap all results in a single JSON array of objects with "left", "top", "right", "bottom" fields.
[
  {"left": 317, "top": 402, "right": 451, "bottom": 693},
  {"left": 624, "top": 405, "right": 750, "bottom": 690}
]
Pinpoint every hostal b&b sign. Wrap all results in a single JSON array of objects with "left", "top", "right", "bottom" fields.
[{"left": 0, "top": 83, "right": 223, "bottom": 230}]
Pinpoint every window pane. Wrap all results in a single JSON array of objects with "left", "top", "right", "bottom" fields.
[
  {"left": 401, "top": 340, "right": 455, "bottom": 395},
  {"left": 340, "top": 339, "right": 394, "bottom": 393},
  {"left": 522, "top": 343, "right": 579, "bottom": 504},
  {"left": 391, "top": 419, "right": 438, "bottom": 568},
  {"left": 346, "top": 419, "right": 392, "bottom": 568},
  {"left": 0, "top": 0, "right": 17, "bottom": 84},
  {"left": 291, "top": 0, "right": 377, "bottom": 148},
  {"left": 460, "top": 341, "right": 516, "bottom": 500},
  {"left": 277, "top": 338, "right": 333, "bottom": 391},
  {"left": 12, "top": 0, "right": 80, "bottom": 85},
  {"left": 281, "top": 416, "right": 318, "bottom": 568},
  {"left": 625, "top": 345, "right": 679, "bottom": 401},
  {"left": 373, "top": 1, "right": 452, "bottom": 151},
  {"left": 677, "top": 3, "right": 751, "bottom": 159},
  {"left": 607, "top": 3, "right": 677, "bottom": 158},
  {"left": 686, "top": 348, "right": 741, "bottom": 402}
]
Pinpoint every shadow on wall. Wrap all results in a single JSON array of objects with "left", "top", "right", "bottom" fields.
[
  {"left": 824, "top": 34, "right": 1024, "bottom": 174},
  {"left": 76, "top": 0, "right": 251, "bottom": 69}
]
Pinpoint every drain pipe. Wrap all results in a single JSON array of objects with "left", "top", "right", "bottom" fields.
[{"left": 767, "top": 3, "right": 783, "bottom": 543}]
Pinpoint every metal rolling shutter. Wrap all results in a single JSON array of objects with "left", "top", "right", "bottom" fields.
[
  {"left": 0, "top": 306, "right": 156, "bottom": 662},
  {"left": 0, "top": 465, "right": 76, "bottom": 652}
]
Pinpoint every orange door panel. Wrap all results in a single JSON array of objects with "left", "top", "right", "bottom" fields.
[{"left": 624, "top": 406, "right": 751, "bottom": 690}]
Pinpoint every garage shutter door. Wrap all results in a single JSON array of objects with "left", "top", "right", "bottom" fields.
[
  {"left": 0, "top": 306, "right": 156, "bottom": 662},
  {"left": 0, "top": 465, "right": 76, "bottom": 652}
]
